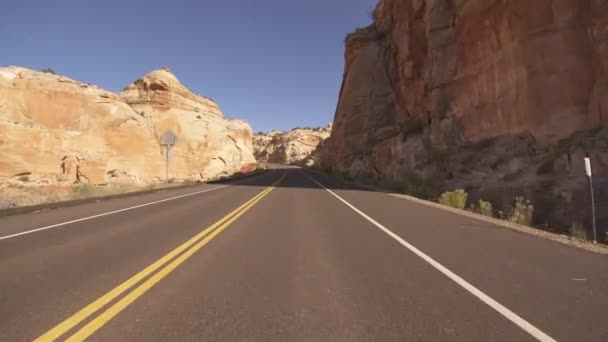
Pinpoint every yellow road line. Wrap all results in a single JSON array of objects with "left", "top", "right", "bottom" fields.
[
  {"left": 36, "top": 173, "right": 283, "bottom": 341},
  {"left": 66, "top": 183, "right": 276, "bottom": 341}
]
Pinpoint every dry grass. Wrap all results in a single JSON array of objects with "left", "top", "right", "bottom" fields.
[
  {"left": 0, "top": 182, "right": 187, "bottom": 210},
  {"left": 509, "top": 196, "right": 534, "bottom": 226},
  {"left": 318, "top": 170, "right": 608, "bottom": 254},
  {"left": 438, "top": 189, "right": 468, "bottom": 209},
  {"left": 468, "top": 199, "right": 494, "bottom": 217},
  {"left": 569, "top": 223, "right": 589, "bottom": 241}
]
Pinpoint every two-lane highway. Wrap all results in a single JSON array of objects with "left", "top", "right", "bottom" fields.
[{"left": 1, "top": 168, "right": 606, "bottom": 341}]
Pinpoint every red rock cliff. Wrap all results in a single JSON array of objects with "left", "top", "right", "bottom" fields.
[{"left": 324, "top": 0, "right": 608, "bottom": 233}]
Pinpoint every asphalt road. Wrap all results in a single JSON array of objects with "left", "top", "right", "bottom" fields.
[{"left": 1, "top": 168, "right": 606, "bottom": 341}]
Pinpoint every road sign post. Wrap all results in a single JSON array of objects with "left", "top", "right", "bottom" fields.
[
  {"left": 584, "top": 156, "right": 597, "bottom": 243},
  {"left": 165, "top": 147, "right": 170, "bottom": 183},
  {"left": 160, "top": 130, "right": 177, "bottom": 184}
]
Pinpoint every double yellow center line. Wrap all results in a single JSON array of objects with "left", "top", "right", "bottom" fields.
[{"left": 36, "top": 174, "right": 284, "bottom": 341}]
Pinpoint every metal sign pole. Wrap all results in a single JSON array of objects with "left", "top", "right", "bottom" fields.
[
  {"left": 589, "top": 176, "right": 597, "bottom": 243},
  {"left": 585, "top": 156, "right": 597, "bottom": 243},
  {"left": 165, "top": 146, "right": 170, "bottom": 184},
  {"left": 160, "top": 130, "right": 178, "bottom": 185}
]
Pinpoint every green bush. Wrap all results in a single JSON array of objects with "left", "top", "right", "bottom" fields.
[
  {"left": 569, "top": 223, "right": 589, "bottom": 240},
  {"left": 438, "top": 189, "right": 468, "bottom": 209},
  {"left": 509, "top": 196, "right": 534, "bottom": 226},
  {"left": 477, "top": 200, "right": 493, "bottom": 217}
]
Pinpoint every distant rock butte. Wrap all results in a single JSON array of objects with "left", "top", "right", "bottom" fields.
[
  {"left": 254, "top": 124, "right": 331, "bottom": 166},
  {"left": 323, "top": 0, "right": 608, "bottom": 233},
  {"left": 0, "top": 66, "right": 256, "bottom": 190}
]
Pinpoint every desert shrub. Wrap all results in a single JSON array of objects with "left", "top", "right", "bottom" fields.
[
  {"left": 18, "top": 176, "right": 30, "bottom": 182},
  {"left": 569, "top": 223, "right": 589, "bottom": 240},
  {"left": 345, "top": 24, "right": 387, "bottom": 43},
  {"left": 42, "top": 195, "right": 62, "bottom": 205},
  {"left": 477, "top": 200, "right": 493, "bottom": 217},
  {"left": 438, "top": 189, "right": 468, "bottom": 209},
  {"left": 536, "top": 159, "right": 554, "bottom": 175},
  {"left": 509, "top": 196, "right": 534, "bottom": 226},
  {"left": 41, "top": 68, "right": 57, "bottom": 75},
  {"left": 71, "top": 184, "right": 105, "bottom": 199},
  {"left": 378, "top": 178, "right": 404, "bottom": 193},
  {"left": 404, "top": 172, "right": 429, "bottom": 198},
  {"left": 143, "top": 183, "right": 163, "bottom": 191},
  {"left": 469, "top": 200, "right": 493, "bottom": 217},
  {"left": 339, "top": 170, "right": 354, "bottom": 181},
  {"left": 113, "top": 183, "right": 139, "bottom": 193},
  {"left": 384, "top": 169, "right": 431, "bottom": 198},
  {"left": 70, "top": 183, "right": 140, "bottom": 200},
  {"left": 270, "top": 135, "right": 282, "bottom": 144}
]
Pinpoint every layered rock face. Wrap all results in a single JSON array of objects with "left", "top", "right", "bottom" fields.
[
  {"left": 119, "top": 69, "right": 255, "bottom": 180},
  {"left": 254, "top": 124, "right": 331, "bottom": 166},
  {"left": 324, "top": 0, "right": 608, "bottom": 233},
  {"left": 0, "top": 67, "right": 256, "bottom": 194}
]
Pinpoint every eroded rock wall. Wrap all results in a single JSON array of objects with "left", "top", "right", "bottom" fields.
[
  {"left": 254, "top": 125, "right": 331, "bottom": 166},
  {"left": 0, "top": 67, "right": 256, "bottom": 193},
  {"left": 324, "top": 0, "right": 608, "bottom": 234}
]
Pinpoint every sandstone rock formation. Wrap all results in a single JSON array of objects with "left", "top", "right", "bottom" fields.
[
  {"left": 253, "top": 124, "right": 331, "bottom": 166},
  {"left": 323, "top": 0, "right": 608, "bottom": 235},
  {"left": 0, "top": 66, "right": 256, "bottom": 206},
  {"left": 120, "top": 68, "right": 256, "bottom": 180}
]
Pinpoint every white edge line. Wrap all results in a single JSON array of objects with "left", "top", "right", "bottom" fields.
[
  {"left": 303, "top": 172, "right": 556, "bottom": 342},
  {"left": 0, "top": 185, "right": 228, "bottom": 241}
]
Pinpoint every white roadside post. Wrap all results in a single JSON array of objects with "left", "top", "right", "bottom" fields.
[
  {"left": 160, "top": 130, "right": 178, "bottom": 184},
  {"left": 584, "top": 156, "right": 597, "bottom": 243}
]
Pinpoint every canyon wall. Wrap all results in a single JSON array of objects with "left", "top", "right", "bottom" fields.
[
  {"left": 254, "top": 124, "right": 331, "bottom": 166},
  {"left": 0, "top": 66, "right": 256, "bottom": 205},
  {"left": 323, "top": 0, "right": 608, "bottom": 234}
]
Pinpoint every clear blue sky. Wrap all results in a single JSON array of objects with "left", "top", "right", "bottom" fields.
[{"left": 0, "top": 0, "right": 376, "bottom": 132}]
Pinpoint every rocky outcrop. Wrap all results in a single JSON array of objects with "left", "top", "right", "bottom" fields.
[
  {"left": 119, "top": 68, "right": 256, "bottom": 180},
  {"left": 254, "top": 124, "right": 331, "bottom": 166},
  {"left": 324, "top": 0, "right": 608, "bottom": 235},
  {"left": 0, "top": 66, "right": 256, "bottom": 200}
]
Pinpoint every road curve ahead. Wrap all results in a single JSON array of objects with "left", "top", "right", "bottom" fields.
[{"left": 1, "top": 168, "right": 607, "bottom": 341}]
